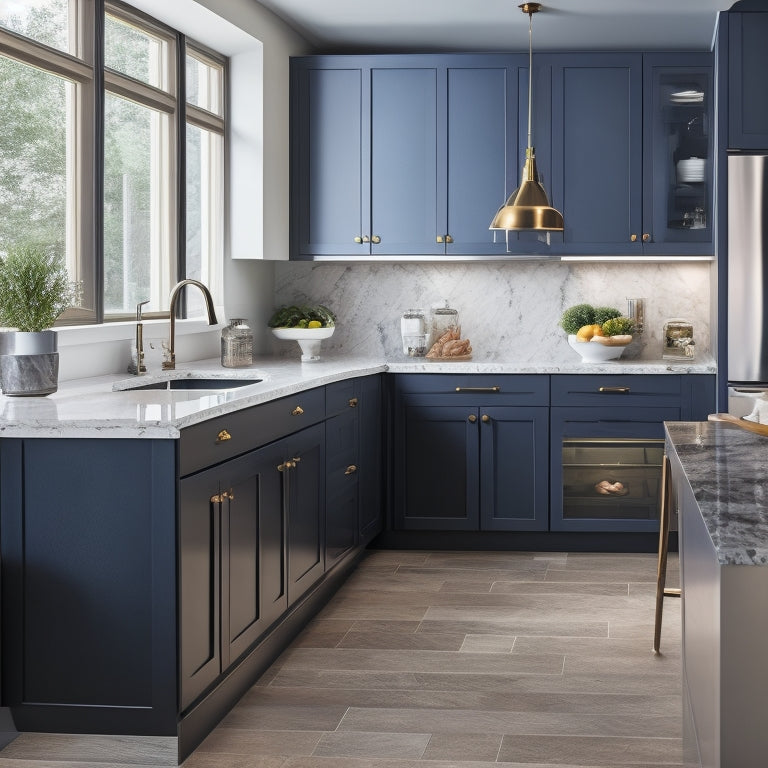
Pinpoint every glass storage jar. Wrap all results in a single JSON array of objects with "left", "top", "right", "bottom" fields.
[
  {"left": 221, "top": 318, "right": 254, "bottom": 367},
  {"left": 429, "top": 300, "right": 460, "bottom": 346},
  {"left": 663, "top": 318, "right": 695, "bottom": 359}
]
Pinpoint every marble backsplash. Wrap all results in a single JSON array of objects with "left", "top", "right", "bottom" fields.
[{"left": 272, "top": 261, "right": 711, "bottom": 362}]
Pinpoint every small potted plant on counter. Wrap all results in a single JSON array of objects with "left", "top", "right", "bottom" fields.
[
  {"left": 0, "top": 243, "right": 79, "bottom": 395},
  {"left": 560, "top": 303, "right": 634, "bottom": 362},
  {"left": 268, "top": 304, "right": 336, "bottom": 362}
]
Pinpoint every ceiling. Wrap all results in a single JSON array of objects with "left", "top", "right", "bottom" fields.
[{"left": 254, "top": 0, "right": 732, "bottom": 53}]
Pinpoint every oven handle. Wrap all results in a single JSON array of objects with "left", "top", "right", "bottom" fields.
[{"left": 598, "top": 386, "right": 630, "bottom": 394}]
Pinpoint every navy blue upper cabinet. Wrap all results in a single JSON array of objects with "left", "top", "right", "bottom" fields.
[
  {"left": 291, "top": 54, "right": 522, "bottom": 259},
  {"left": 370, "top": 66, "right": 441, "bottom": 255},
  {"left": 728, "top": 11, "right": 768, "bottom": 149},
  {"left": 549, "top": 52, "right": 712, "bottom": 256},
  {"left": 550, "top": 54, "right": 644, "bottom": 255},
  {"left": 292, "top": 65, "right": 368, "bottom": 257},
  {"left": 643, "top": 55, "right": 713, "bottom": 253}
]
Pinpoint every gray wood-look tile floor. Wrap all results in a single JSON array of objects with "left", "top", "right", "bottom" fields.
[{"left": 0, "top": 550, "right": 682, "bottom": 768}]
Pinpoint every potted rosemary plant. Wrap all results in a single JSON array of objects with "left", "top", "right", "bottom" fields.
[{"left": 0, "top": 244, "right": 79, "bottom": 396}]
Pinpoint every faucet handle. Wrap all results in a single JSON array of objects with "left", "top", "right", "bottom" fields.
[{"left": 136, "top": 300, "right": 150, "bottom": 322}]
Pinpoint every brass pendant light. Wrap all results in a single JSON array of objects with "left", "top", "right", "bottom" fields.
[{"left": 490, "top": 2, "right": 563, "bottom": 232}]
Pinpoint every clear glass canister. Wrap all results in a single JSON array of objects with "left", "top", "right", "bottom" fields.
[
  {"left": 221, "top": 318, "right": 254, "bottom": 367},
  {"left": 663, "top": 318, "right": 695, "bottom": 359},
  {"left": 430, "top": 300, "right": 459, "bottom": 345},
  {"left": 401, "top": 309, "right": 427, "bottom": 356}
]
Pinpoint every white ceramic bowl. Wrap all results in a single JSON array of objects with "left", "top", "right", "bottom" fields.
[
  {"left": 271, "top": 326, "right": 334, "bottom": 362},
  {"left": 568, "top": 334, "right": 630, "bottom": 363}
]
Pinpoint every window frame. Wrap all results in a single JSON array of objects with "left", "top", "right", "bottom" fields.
[{"left": 0, "top": 0, "right": 227, "bottom": 325}]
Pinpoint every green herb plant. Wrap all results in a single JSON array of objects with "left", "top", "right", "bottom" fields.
[
  {"left": 0, "top": 244, "right": 79, "bottom": 332},
  {"left": 268, "top": 304, "right": 336, "bottom": 329},
  {"left": 601, "top": 316, "right": 635, "bottom": 336}
]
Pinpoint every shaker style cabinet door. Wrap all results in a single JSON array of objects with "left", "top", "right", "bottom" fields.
[
  {"left": 291, "top": 65, "right": 368, "bottom": 257},
  {"left": 550, "top": 53, "right": 644, "bottom": 255},
  {"left": 728, "top": 11, "right": 768, "bottom": 149},
  {"left": 445, "top": 62, "right": 516, "bottom": 255},
  {"left": 370, "top": 66, "right": 441, "bottom": 255}
]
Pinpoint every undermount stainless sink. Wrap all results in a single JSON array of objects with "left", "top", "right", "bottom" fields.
[{"left": 121, "top": 377, "right": 262, "bottom": 392}]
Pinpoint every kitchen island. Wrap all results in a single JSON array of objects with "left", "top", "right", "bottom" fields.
[{"left": 665, "top": 420, "right": 768, "bottom": 768}]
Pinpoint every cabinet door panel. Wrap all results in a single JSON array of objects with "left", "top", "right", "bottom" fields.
[
  {"left": 552, "top": 56, "right": 643, "bottom": 253},
  {"left": 371, "top": 68, "right": 441, "bottom": 255},
  {"left": 480, "top": 406, "right": 549, "bottom": 531},
  {"left": 179, "top": 471, "right": 221, "bottom": 711},
  {"left": 447, "top": 66, "right": 510, "bottom": 254},
  {"left": 729, "top": 12, "right": 768, "bottom": 149},
  {"left": 297, "top": 67, "right": 366, "bottom": 256},
  {"left": 395, "top": 405, "right": 480, "bottom": 530},
  {"left": 286, "top": 424, "right": 325, "bottom": 604},
  {"left": 358, "top": 375, "right": 383, "bottom": 542},
  {"left": 219, "top": 446, "right": 285, "bottom": 669}
]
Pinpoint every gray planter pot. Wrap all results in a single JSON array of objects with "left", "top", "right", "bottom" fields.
[{"left": 0, "top": 330, "right": 59, "bottom": 396}]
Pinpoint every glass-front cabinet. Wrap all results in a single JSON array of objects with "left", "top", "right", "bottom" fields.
[{"left": 643, "top": 55, "right": 713, "bottom": 254}]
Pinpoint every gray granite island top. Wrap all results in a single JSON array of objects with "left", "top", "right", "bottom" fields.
[
  {"left": 0, "top": 353, "right": 715, "bottom": 439},
  {"left": 666, "top": 420, "right": 768, "bottom": 565}
]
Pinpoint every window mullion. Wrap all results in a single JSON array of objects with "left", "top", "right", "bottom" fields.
[
  {"left": 0, "top": 28, "right": 92, "bottom": 83},
  {"left": 104, "top": 68, "right": 175, "bottom": 112}
]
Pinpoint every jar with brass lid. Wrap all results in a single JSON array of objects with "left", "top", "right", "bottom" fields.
[{"left": 663, "top": 318, "right": 694, "bottom": 359}]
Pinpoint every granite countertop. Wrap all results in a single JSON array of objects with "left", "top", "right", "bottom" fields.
[
  {"left": 666, "top": 421, "right": 768, "bottom": 566},
  {"left": 0, "top": 352, "right": 716, "bottom": 439}
]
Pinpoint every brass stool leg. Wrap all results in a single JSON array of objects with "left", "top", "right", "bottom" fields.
[{"left": 654, "top": 454, "right": 680, "bottom": 653}]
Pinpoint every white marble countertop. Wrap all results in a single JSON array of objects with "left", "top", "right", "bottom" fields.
[{"left": 0, "top": 352, "right": 716, "bottom": 439}]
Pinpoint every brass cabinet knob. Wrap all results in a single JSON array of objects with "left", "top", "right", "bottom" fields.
[
  {"left": 292, "top": 406, "right": 304, "bottom": 416},
  {"left": 642, "top": 233, "right": 650, "bottom": 242},
  {"left": 445, "top": 234, "right": 453, "bottom": 243},
  {"left": 436, "top": 235, "right": 444, "bottom": 243},
  {"left": 216, "top": 429, "right": 231, "bottom": 443},
  {"left": 354, "top": 236, "right": 363, "bottom": 244},
  {"left": 468, "top": 414, "right": 477, "bottom": 423},
  {"left": 210, "top": 489, "right": 234, "bottom": 503},
  {"left": 344, "top": 464, "right": 357, "bottom": 475},
  {"left": 371, "top": 235, "right": 381, "bottom": 244},
  {"left": 277, "top": 460, "right": 297, "bottom": 472},
  {"left": 348, "top": 397, "right": 358, "bottom": 408},
  {"left": 292, "top": 456, "right": 301, "bottom": 464},
  {"left": 362, "top": 235, "right": 370, "bottom": 243},
  {"left": 481, "top": 414, "right": 490, "bottom": 423},
  {"left": 630, "top": 234, "right": 638, "bottom": 242}
]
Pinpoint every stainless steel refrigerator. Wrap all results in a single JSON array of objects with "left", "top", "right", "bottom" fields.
[{"left": 727, "top": 153, "right": 768, "bottom": 415}]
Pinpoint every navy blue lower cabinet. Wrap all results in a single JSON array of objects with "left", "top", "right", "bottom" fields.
[
  {"left": 0, "top": 438, "right": 178, "bottom": 735},
  {"left": 392, "top": 374, "right": 550, "bottom": 532},
  {"left": 179, "top": 441, "right": 286, "bottom": 712},
  {"left": 357, "top": 375, "right": 384, "bottom": 543}
]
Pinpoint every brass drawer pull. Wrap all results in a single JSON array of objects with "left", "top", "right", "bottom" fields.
[
  {"left": 292, "top": 406, "right": 304, "bottom": 416},
  {"left": 216, "top": 429, "right": 231, "bottom": 443},
  {"left": 598, "top": 386, "right": 630, "bottom": 394},
  {"left": 345, "top": 464, "right": 357, "bottom": 475},
  {"left": 210, "top": 490, "right": 234, "bottom": 503},
  {"left": 277, "top": 460, "right": 295, "bottom": 472},
  {"left": 348, "top": 397, "right": 358, "bottom": 408},
  {"left": 456, "top": 386, "right": 500, "bottom": 393}
]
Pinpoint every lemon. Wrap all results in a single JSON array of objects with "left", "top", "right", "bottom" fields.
[
  {"left": 307, "top": 320, "right": 322, "bottom": 329},
  {"left": 576, "top": 323, "right": 603, "bottom": 342}
]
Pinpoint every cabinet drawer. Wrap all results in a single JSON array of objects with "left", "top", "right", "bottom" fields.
[
  {"left": 326, "top": 378, "right": 360, "bottom": 416},
  {"left": 394, "top": 374, "right": 549, "bottom": 405},
  {"left": 180, "top": 388, "right": 325, "bottom": 477},
  {"left": 551, "top": 375, "right": 682, "bottom": 407}
]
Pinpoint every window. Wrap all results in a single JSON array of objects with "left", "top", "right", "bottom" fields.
[{"left": 0, "top": 0, "right": 226, "bottom": 324}]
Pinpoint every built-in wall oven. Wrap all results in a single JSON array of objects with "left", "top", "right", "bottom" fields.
[{"left": 550, "top": 376, "right": 682, "bottom": 533}]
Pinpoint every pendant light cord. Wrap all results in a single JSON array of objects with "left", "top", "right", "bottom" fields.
[{"left": 527, "top": 9, "right": 533, "bottom": 149}]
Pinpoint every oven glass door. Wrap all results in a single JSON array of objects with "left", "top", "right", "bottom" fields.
[{"left": 562, "top": 437, "right": 664, "bottom": 521}]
